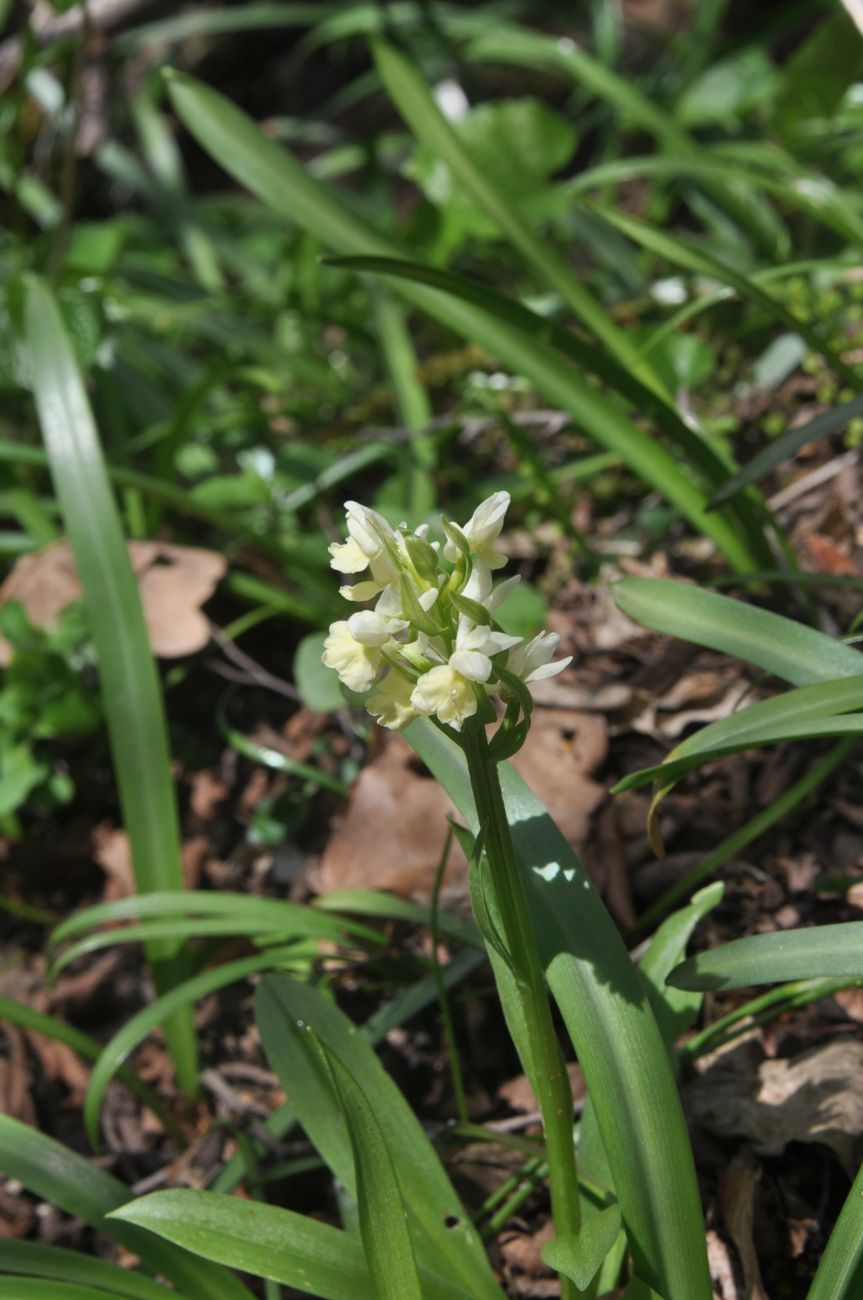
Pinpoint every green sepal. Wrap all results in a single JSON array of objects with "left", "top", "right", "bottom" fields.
[
  {"left": 397, "top": 575, "right": 447, "bottom": 637},
  {"left": 380, "top": 648, "right": 421, "bottom": 683},
  {"left": 405, "top": 535, "right": 439, "bottom": 582},
  {"left": 450, "top": 589, "right": 492, "bottom": 626},
  {"left": 441, "top": 518, "right": 470, "bottom": 562},
  {"left": 493, "top": 662, "right": 535, "bottom": 718}
]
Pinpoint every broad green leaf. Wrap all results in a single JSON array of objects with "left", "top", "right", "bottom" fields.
[
  {"left": 165, "top": 70, "right": 762, "bottom": 574},
  {"left": 111, "top": 1190, "right": 377, "bottom": 1299},
  {"left": 710, "top": 394, "right": 863, "bottom": 506},
  {"left": 612, "top": 580, "right": 863, "bottom": 685},
  {"left": 0, "top": 1240, "right": 188, "bottom": 1300},
  {"left": 639, "top": 883, "right": 724, "bottom": 1053},
  {"left": 373, "top": 39, "right": 665, "bottom": 397},
  {"left": 407, "top": 720, "right": 712, "bottom": 1299},
  {"left": 321, "top": 1043, "right": 423, "bottom": 1300},
  {"left": 23, "top": 277, "right": 195, "bottom": 1091},
  {"left": 256, "top": 976, "right": 502, "bottom": 1299},
  {"left": 676, "top": 47, "right": 778, "bottom": 127},
  {"left": 111, "top": 1189, "right": 469, "bottom": 1300},
  {"left": 587, "top": 202, "right": 857, "bottom": 386},
  {"left": 541, "top": 1205, "right": 623, "bottom": 1289},
  {"left": 0, "top": 1117, "right": 252, "bottom": 1300},
  {"left": 772, "top": 10, "right": 863, "bottom": 140},
  {"left": 83, "top": 947, "right": 313, "bottom": 1150},
  {"left": 805, "top": 1157, "right": 863, "bottom": 1300},
  {"left": 669, "top": 924, "right": 863, "bottom": 992}
]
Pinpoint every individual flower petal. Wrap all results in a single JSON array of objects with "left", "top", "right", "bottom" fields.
[
  {"left": 367, "top": 670, "right": 418, "bottom": 730},
  {"left": 322, "top": 620, "right": 382, "bottom": 691},
  {"left": 345, "top": 500, "right": 393, "bottom": 558},
  {"left": 339, "top": 580, "right": 385, "bottom": 602},
  {"left": 411, "top": 664, "right": 477, "bottom": 730},
  {"left": 444, "top": 491, "right": 511, "bottom": 569},
  {"left": 507, "top": 632, "right": 572, "bottom": 684},
  {"left": 329, "top": 537, "right": 369, "bottom": 574},
  {"left": 346, "top": 609, "right": 407, "bottom": 646}
]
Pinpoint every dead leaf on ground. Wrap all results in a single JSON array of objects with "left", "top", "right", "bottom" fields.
[
  {"left": 500, "top": 1220, "right": 557, "bottom": 1299},
  {"left": 0, "top": 539, "right": 226, "bottom": 664},
  {"left": 720, "top": 1151, "right": 769, "bottom": 1300},
  {"left": 92, "top": 824, "right": 135, "bottom": 902},
  {"left": 498, "top": 1061, "right": 585, "bottom": 1115},
  {"left": 0, "top": 1024, "right": 35, "bottom": 1125},
  {"left": 687, "top": 1038, "right": 863, "bottom": 1176}
]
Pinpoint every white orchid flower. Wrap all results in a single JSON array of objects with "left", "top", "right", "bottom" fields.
[
  {"left": 507, "top": 632, "right": 571, "bottom": 684},
  {"left": 329, "top": 501, "right": 395, "bottom": 575},
  {"left": 411, "top": 616, "right": 520, "bottom": 729},
  {"left": 445, "top": 491, "right": 511, "bottom": 570},
  {"left": 322, "top": 621, "right": 384, "bottom": 692},
  {"left": 367, "top": 670, "right": 418, "bottom": 730}
]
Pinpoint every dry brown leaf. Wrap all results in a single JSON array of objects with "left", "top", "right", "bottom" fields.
[
  {"left": 0, "top": 1025, "right": 35, "bottom": 1125},
  {"left": 720, "top": 1152, "right": 769, "bottom": 1300},
  {"left": 498, "top": 1061, "right": 585, "bottom": 1115},
  {"left": 92, "top": 824, "right": 135, "bottom": 902},
  {"left": 687, "top": 1038, "right": 863, "bottom": 1176},
  {"left": 309, "top": 735, "right": 466, "bottom": 900},
  {"left": 0, "top": 539, "right": 226, "bottom": 663}
]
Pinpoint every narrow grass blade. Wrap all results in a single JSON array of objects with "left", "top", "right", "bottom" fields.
[
  {"left": 669, "top": 924, "right": 863, "bottom": 991},
  {"left": 613, "top": 579, "right": 863, "bottom": 685},
  {"left": 0, "top": 1117, "right": 253, "bottom": 1300},
  {"left": 256, "top": 976, "right": 503, "bottom": 1299},
  {"left": 49, "top": 890, "right": 384, "bottom": 947},
  {"left": 164, "top": 71, "right": 762, "bottom": 574},
  {"left": 0, "top": 1240, "right": 190, "bottom": 1300},
  {"left": 0, "top": 997, "right": 180, "bottom": 1140},
  {"left": 371, "top": 39, "right": 665, "bottom": 398},
  {"left": 587, "top": 202, "right": 859, "bottom": 386},
  {"left": 83, "top": 947, "right": 316, "bottom": 1151},
  {"left": 320, "top": 1042, "right": 423, "bottom": 1300},
  {"left": 0, "top": 1282, "right": 134, "bottom": 1300},
  {"left": 710, "top": 394, "right": 863, "bottom": 506},
  {"left": 23, "top": 276, "right": 196, "bottom": 1092},
  {"left": 614, "top": 676, "right": 863, "bottom": 793},
  {"left": 805, "top": 1159, "right": 863, "bottom": 1300},
  {"left": 111, "top": 1189, "right": 469, "bottom": 1300},
  {"left": 314, "top": 887, "right": 482, "bottom": 948},
  {"left": 465, "top": 23, "right": 786, "bottom": 257},
  {"left": 407, "top": 720, "right": 712, "bottom": 1299}
]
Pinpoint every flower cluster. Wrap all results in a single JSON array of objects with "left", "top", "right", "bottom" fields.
[{"left": 322, "top": 493, "right": 571, "bottom": 735}]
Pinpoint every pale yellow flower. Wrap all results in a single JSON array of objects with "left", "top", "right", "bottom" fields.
[
  {"left": 322, "top": 621, "right": 382, "bottom": 692},
  {"left": 367, "top": 670, "right": 417, "bottom": 730},
  {"left": 411, "top": 664, "right": 477, "bottom": 730}
]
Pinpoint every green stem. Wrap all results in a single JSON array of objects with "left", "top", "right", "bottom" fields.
[{"left": 462, "top": 723, "right": 583, "bottom": 1300}]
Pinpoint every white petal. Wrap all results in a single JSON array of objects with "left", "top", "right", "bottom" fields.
[{"left": 449, "top": 649, "right": 492, "bottom": 681}]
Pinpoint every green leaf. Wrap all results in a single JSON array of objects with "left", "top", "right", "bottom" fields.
[
  {"left": 0, "top": 1282, "right": 136, "bottom": 1300},
  {"left": 587, "top": 202, "right": 858, "bottom": 386},
  {"left": 373, "top": 39, "right": 665, "bottom": 398},
  {"left": 613, "top": 680, "right": 863, "bottom": 794},
  {"left": 110, "top": 1190, "right": 377, "bottom": 1299},
  {"left": 639, "top": 883, "right": 724, "bottom": 1053},
  {"left": 406, "top": 720, "right": 712, "bottom": 1298},
  {"left": 541, "top": 1205, "right": 623, "bottom": 1289},
  {"left": 255, "top": 976, "right": 502, "bottom": 1299},
  {"left": 612, "top": 579, "right": 863, "bottom": 686},
  {"left": 0, "top": 1239, "right": 189, "bottom": 1300},
  {"left": 669, "top": 924, "right": 863, "bottom": 992},
  {"left": 710, "top": 394, "right": 863, "bottom": 507},
  {"left": 0, "top": 742, "right": 48, "bottom": 818},
  {"left": 319, "top": 1042, "right": 423, "bottom": 1300},
  {"left": 772, "top": 10, "right": 863, "bottom": 140},
  {"left": 164, "top": 71, "right": 763, "bottom": 574},
  {"left": 805, "top": 1157, "right": 863, "bottom": 1300},
  {"left": 23, "top": 276, "right": 196, "bottom": 1092},
  {"left": 0, "top": 1117, "right": 252, "bottom": 1300},
  {"left": 676, "top": 47, "right": 778, "bottom": 127},
  {"left": 314, "top": 888, "right": 481, "bottom": 949}
]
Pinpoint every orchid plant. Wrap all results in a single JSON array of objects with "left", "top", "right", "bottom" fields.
[
  {"left": 323, "top": 492, "right": 569, "bottom": 742},
  {"left": 322, "top": 493, "right": 589, "bottom": 1297}
]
